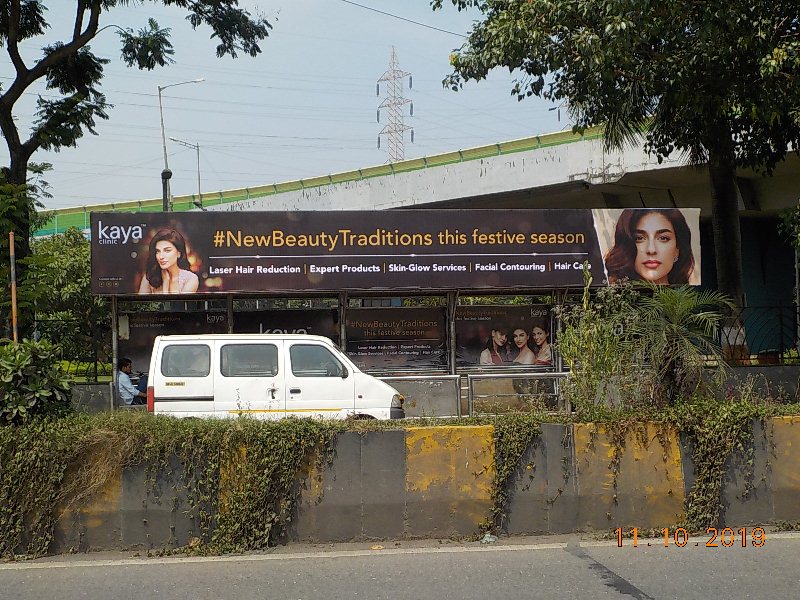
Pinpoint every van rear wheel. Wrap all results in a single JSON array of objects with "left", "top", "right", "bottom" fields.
[{"left": 350, "top": 414, "right": 375, "bottom": 421}]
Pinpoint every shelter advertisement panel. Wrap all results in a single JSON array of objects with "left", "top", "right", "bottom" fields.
[
  {"left": 90, "top": 208, "right": 700, "bottom": 295},
  {"left": 117, "top": 311, "right": 228, "bottom": 375},
  {"left": 455, "top": 305, "right": 555, "bottom": 368},
  {"left": 232, "top": 309, "right": 340, "bottom": 343},
  {"left": 345, "top": 307, "right": 447, "bottom": 372}
]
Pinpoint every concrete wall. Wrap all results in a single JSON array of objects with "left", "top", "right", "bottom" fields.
[
  {"left": 294, "top": 427, "right": 495, "bottom": 542},
  {"left": 71, "top": 382, "right": 113, "bottom": 414},
  {"left": 51, "top": 419, "right": 800, "bottom": 553},
  {"left": 726, "top": 366, "right": 800, "bottom": 402},
  {"left": 681, "top": 416, "right": 800, "bottom": 526}
]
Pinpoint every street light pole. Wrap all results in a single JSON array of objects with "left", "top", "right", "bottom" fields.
[
  {"left": 170, "top": 137, "right": 202, "bottom": 208},
  {"left": 157, "top": 78, "right": 204, "bottom": 211}
]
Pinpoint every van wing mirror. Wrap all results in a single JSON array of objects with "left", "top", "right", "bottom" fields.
[{"left": 341, "top": 365, "right": 348, "bottom": 379}]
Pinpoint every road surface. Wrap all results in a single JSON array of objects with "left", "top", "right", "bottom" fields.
[{"left": 2, "top": 531, "right": 797, "bottom": 599}]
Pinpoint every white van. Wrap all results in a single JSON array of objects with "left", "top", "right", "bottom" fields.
[{"left": 146, "top": 334, "right": 405, "bottom": 420}]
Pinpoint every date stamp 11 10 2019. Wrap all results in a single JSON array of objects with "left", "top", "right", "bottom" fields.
[{"left": 615, "top": 527, "right": 766, "bottom": 548}]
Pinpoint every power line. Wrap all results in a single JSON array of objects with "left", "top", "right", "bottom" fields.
[{"left": 338, "top": 0, "right": 465, "bottom": 38}]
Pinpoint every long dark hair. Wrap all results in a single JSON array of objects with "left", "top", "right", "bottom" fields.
[
  {"left": 483, "top": 323, "right": 510, "bottom": 363},
  {"left": 146, "top": 228, "right": 192, "bottom": 289},
  {"left": 529, "top": 320, "right": 550, "bottom": 354},
  {"left": 509, "top": 326, "right": 533, "bottom": 361},
  {"left": 604, "top": 209, "right": 694, "bottom": 284}
]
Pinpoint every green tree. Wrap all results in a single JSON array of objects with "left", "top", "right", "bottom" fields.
[
  {"left": 30, "top": 227, "right": 110, "bottom": 366},
  {"left": 0, "top": 1, "right": 272, "bottom": 336},
  {"left": 0, "top": 338, "right": 72, "bottom": 424},
  {"left": 433, "top": 0, "right": 800, "bottom": 307},
  {"left": 0, "top": 163, "right": 53, "bottom": 338},
  {"left": 779, "top": 205, "right": 800, "bottom": 250},
  {"left": 629, "top": 284, "right": 734, "bottom": 405}
]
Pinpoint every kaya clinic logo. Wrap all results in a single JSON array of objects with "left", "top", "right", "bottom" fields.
[{"left": 96, "top": 220, "right": 146, "bottom": 245}]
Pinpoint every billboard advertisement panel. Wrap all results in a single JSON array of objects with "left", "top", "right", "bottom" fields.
[
  {"left": 91, "top": 209, "right": 700, "bottom": 295},
  {"left": 454, "top": 305, "right": 555, "bottom": 368},
  {"left": 232, "top": 309, "right": 340, "bottom": 343},
  {"left": 117, "top": 311, "right": 228, "bottom": 375},
  {"left": 345, "top": 307, "right": 447, "bottom": 372}
]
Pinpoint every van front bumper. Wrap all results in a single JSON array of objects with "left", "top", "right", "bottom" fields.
[{"left": 390, "top": 407, "right": 406, "bottom": 419}]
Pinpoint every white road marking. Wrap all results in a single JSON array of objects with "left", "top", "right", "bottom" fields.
[{"left": 2, "top": 531, "right": 798, "bottom": 571}]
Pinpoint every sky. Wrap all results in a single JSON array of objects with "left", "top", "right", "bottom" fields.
[{"left": 1, "top": 1, "right": 565, "bottom": 210}]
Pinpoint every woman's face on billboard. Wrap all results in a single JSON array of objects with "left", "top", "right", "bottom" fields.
[
  {"left": 532, "top": 327, "right": 548, "bottom": 346},
  {"left": 491, "top": 329, "right": 507, "bottom": 347},
  {"left": 513, "top": 328, "right": 529, "bottom": 348},
  {"left": 634, "top": 212, "right": 679, "bottom": 284},
  {"left": 155, "top": 240, "right": 180, "bottom": 271}
]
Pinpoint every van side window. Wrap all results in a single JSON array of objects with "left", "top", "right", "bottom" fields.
[
  {"left": 221, "top": 344, "right": 279, "bottom": 377},
  {"left": 161, "top": 345, "right": 210, "bottom": 377},
  {"left": 290, "top": 344, "right": 344, "bottom": 377}
]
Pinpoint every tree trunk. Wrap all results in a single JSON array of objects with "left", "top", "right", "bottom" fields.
[
  {"left": 707, "top": 150, "right": 745, "bottom": 308},
  {"left": 708, "top": 146, "right": 749, "bottom": 365},
  {"left": 2, "top": 151, "right": 33, "bottom": 339}
]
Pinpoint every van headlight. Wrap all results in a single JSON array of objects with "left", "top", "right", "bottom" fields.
[{"left": 391, "top": 394, "right": 405, "bottom": 409}]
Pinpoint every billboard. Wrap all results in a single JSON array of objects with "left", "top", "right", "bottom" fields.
[
  {"left": 232, "top": 309, "right": 340, "bottom": 343},
  {"left": 91, "top": 209, "right": 700, "bottom": 295},
  {"left": 345, "top": 307, "right": 447, "bottom": 372},
  {"left": 454, "top": 305, "right": 555, "bottom": 368},
  {"left": 117, "top": 312, "right": 228, "bottom": 374}
]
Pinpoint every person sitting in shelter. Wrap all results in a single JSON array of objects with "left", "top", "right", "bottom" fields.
[{"left": 118, "top": 357, "right": 146, "bottom": 406}]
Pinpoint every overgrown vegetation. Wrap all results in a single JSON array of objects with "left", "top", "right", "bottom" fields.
[
  {"left": 0, "top": 413, "right": 341, "bottom": 558},
  {"left": 556, "top": 267, "right": 731, "bottom": 411},
  {"left": 1, "top": 271, "right": 796, "bottom": 556},
  {"left": 1, "top": 394, "right": 798, "bottom": 558},
  {"left": 555, "top": 269, "right": 648, "bottom": 412},
  {"left": 542, "top": 271, "right": 789, "bottom": 533},
  {"left": 667, "top": 395, "right": 767, "bottom": 531},
  {"left": 0, "top": 415, "right": 92, "bottom": 557},
  {"left": 0, "top": 338, "right": 72, "bottom": 424},
  {"left": 485, "top": 414, "right": 542, "bottom": 533}
]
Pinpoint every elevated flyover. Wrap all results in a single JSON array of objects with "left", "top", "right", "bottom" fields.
[{"left": 38, "top": 126, "right": 800, "bottom": 236}]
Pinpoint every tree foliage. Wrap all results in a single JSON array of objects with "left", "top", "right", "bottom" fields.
[
  {"left": 434, "top": 0, "right": 800, "bottom": 306},
  {"left": 30, "top": 228, "right": 111, "bottom": 363},
  {"left": 556, "top": 266, "right": 733, "bottom": 409},
  {"left": 0, "top": 165, "right": 53, "bottom": 338},
  {"left": 0, "top": 1, "right": 272, "bottom": 336},
  {"left": 779, "top": 205, "right": 800, "bottom": 250},
  {"left": 0, "top": 338, "right": 72, "bottom": 424},
  {"left": 31, "top": 228, "right": 105, "bottom": 319},
  {"left": 629, "top": 283, "right": 734, "bottom": 404}
]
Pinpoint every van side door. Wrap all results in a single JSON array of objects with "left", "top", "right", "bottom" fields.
[
  {"left": 155, "top": 342, "right": 214, "bottom": 417},
  {"left": 284, "top": 342, "right": 355, "bottom": 418},
  {"left": 214, "top": 340, "right": 284, "bottom": 419}
]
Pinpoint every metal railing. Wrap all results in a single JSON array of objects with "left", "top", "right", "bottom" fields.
[
  {"left": 34, "top": 318, "right": 112, "bottom": 381},
  {"left": 719, "top": 305, "right": 799, "bottom": 366},
  {"left": 379, "top": 375, "right": 462, "bottom": 417},
  {"left": 466, "top": 372, "right": 568, "bottom": 415}
]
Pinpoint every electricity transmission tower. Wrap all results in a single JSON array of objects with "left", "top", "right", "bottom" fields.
[{"left": 377, "top": 47, "right": 414, "bottom": 163}]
